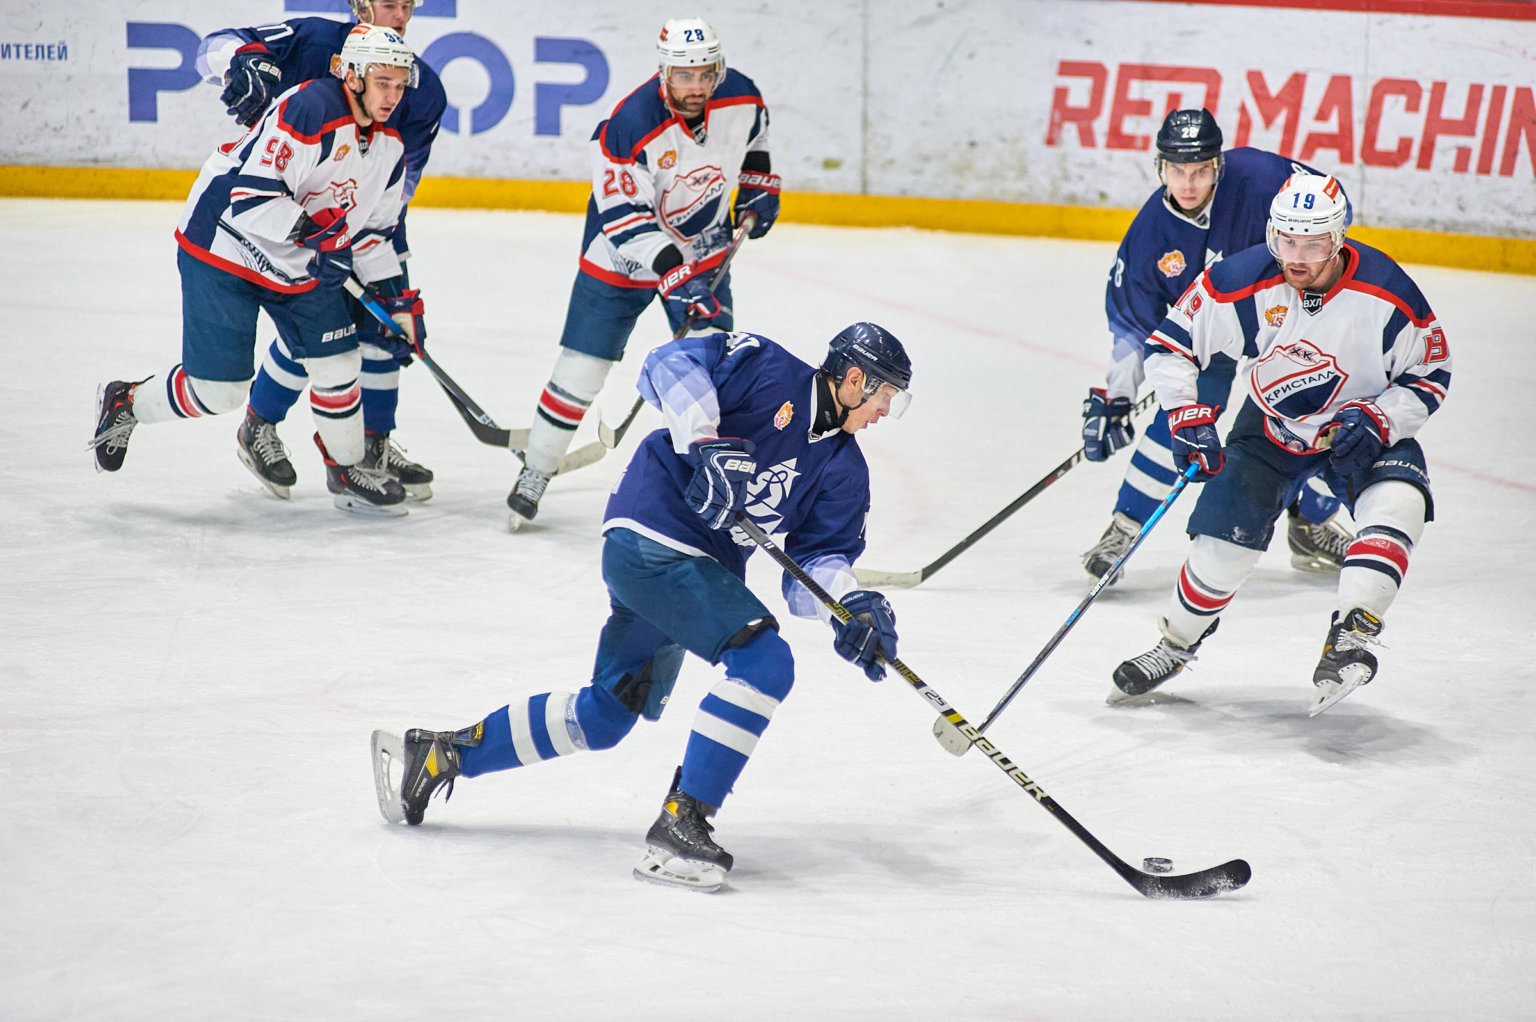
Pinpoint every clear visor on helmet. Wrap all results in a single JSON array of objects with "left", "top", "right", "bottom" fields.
[
  {"left": 858, "top": 376, "right": 912, "bottom": 419},
  {"left": 1266, "top": 223, "right": 1339, "bottom": 263},
  {"left": 664, "top": 62, "right": 722, "bottom": 91}
]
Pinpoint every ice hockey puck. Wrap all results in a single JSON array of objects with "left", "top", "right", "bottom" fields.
[{"left": 1142, "top": 857, "right": 1174, "bottom": 873}]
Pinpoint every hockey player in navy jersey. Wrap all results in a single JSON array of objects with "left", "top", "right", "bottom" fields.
[
  {"left": 1110, "top": 174, "right": 1450, "bottom": 715},
  {"left": 90, "top": 25, "right": 428, "bottom": 516},
  {"left": 197, "top": 0, "right": 445, "bottom": 500},
  {"left": 372, "top": 324, "right": 911, "bottom": 891},
  {"left": 1081, "top": 109, "right": 1352, "bottom": 583},
  {"left": 506, "top": 17, "right": 780, "bottom": 528}
]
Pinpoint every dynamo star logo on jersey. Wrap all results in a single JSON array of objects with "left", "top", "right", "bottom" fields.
[
  {"left": 660, "top": 165, "right": 728, "bottom": 240},
  {"left": 732, "top": 458, "right": 802, "bottom": 546},
  {"left": 1250, "top": 339, "right": 1347, "bottom": 419}
]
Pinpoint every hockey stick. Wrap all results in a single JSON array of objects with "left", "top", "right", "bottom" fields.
[
  {"left": 932, "top": 462, "right": 1201, "bottom": 756},
  {"left": 345, "top": 279, "right": 605, "bottom": 474},
  {"left": 855, "top": 392, "right": 1158, "bottom": 588},
  {"left": 735, "top": 513, "right": 1250, "bottom": 900},
  {"left": 596, "top": 212, "right": 757, "bottom": 450}
]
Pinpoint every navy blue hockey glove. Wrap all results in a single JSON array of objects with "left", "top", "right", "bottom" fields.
[
  {"left": 1323, "top": 401, "right": 1388, "bottom": 475},
  {"left": 220, "top": 44, "right": 283, "bottom": 128},
  {"left": 685, "top": 438, "right": 757, "bottom": 530},
  {"left": 1168, "top": 403, "right": 1223, "bottom": 480},
  {"left": 733, "top": 172, "right": 780, "bottom": 239},
  {"left": 832, "top": 590, "right": 899, "bottom": 682},
  {"left": 1082, "top": 387, "right": 1135, "bottom": 462},
  {"left": 657, "top": 261, "right": 724, "bottom": 327},
  {"left": 293, "top": 208, "right": 352, "bottom": 290}
]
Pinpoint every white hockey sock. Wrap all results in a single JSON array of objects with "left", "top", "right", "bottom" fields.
[
  {"left": 1164, "top": 535, "right": 1261, "bottom": 645},
  {"left": 1336, "top": 480, "right": 1426, "bottom": 623},
  {"left": 130, "top": 366, "right": 248, "bottom": 424},
  {"left": 523, "top": 349, "right": 614, "bottom": 474},
  {"left": 305, "top": 350, "right": 364, "bottom": 464}
]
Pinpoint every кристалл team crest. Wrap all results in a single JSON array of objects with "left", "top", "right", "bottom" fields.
[
  {"left": 773, "top": 401, "right": 793, "bottom": 430},
  {"left": 1157, "top": 250, "right": 1186, "bottom": 278},
  {"left": 1264, "top": 304, "right": 1287, "bottom": 328},
  {"left": 1250, "top": 339, "right": 1346, "bottom": 419}
]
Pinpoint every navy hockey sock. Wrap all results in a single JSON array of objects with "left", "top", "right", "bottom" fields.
[
  {"left": 249, "top": 340, "right": 306, "bottom": 423},
  {"left": 679, "top": 634, "right": 793, "bottom": 808}
]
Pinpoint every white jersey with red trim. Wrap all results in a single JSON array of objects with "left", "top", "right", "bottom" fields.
[
  {"left": 576, "top": 69, "right": 769, "bottom": 288},
  {"left": 1145, "top": 240, "right": 1451, "bottom": 453},
  {"left": 175, "top": 76, "right": 406, "bottom": 293}
]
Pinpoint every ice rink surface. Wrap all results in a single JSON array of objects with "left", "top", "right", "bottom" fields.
[{"left": 3, "top": 199, "right": 1534, "bottom": 1020}]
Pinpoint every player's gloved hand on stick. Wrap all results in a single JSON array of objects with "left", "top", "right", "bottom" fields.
[
  {"left": 1168, "top": 403, "right": 1224, "bottom": 480},
  {"left": 220, "top": 44, "right": 283, "bottom": 127},
  {"left": 733, "top": 172, "right": 780, "bottom": 239},
  {"left": 832, "top": 590, "right": 899, "bottom": 682},
  {"left": 371, "top": 276, "right": 427, "bottom": 355},
  {"left": 657, "top": 261, "right": 724, "bottom": 327},
  {"left": 1082, "top": 387, "right": 1135, "bottom": 461},
  {"left": 293, "top": 208, "right": 353, "bottom": 289},
  {"left": 1322, "top": 400, "right": 1387, "bottom": 475},
  {"left": 685, "top": 437, "right": 756, "bottom": 530}
]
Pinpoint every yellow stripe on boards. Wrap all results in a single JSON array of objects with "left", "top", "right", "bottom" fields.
[{"left": 2, "top": 165, "right": 1531, "bottom": 276}]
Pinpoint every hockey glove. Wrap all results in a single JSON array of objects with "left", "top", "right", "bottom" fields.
[
  {"left": 733, "top": 172, "right": 780, "bottom": 239},
  {"left": 832, "top": 590, "right": 899, "bottom": 682},
  {"left": 293, "top": 207, "right": 351, "bottom": 252},
  {"left": 372, "top": 277, "right": 427, "bottom": 356},
  {"left": 685, "top": 438, "right": 757, "bottom": 531},
  {"left": 1168, "top": 403, "right": 1224, "bottom": 480},
  {"left": 657, "top": 261, "right": 724, "bottom": 327},
  {"left": 220, "top": 44, "right": 283, "bottom": 128},
  {"left": 1082, "top": 387, "right": 1135, "bottom": 462},
  {"left": 1323, "top": 401, "right": 1388, "bottom": 476}
]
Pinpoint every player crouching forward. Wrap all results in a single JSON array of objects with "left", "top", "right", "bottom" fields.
[
  {"left": 1110, "top": 175, "right": 1450, "bottom": 715},
  {"left": 373, "top": 324, "right": 913, "bottom": 891},
  {"left": 90, "top": 25, "right": 426, "bottom": 516}
]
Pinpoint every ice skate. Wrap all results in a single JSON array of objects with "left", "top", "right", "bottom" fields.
[
  {"left": 371, "top": 723, "right": 482, "bottom": 826},
  {"left": 1287, "top": 507, "right": 1352, "bottom": 573},
  {"left": 89, "top": 379, "right": 143, "bottom": 473},
  {"left": 235, "top": 407, "right": 297, "bottom": 498},
  {"left": 1309, "top": 608, "right": 1383, "bottom": 716},
  {"left": 361, "top": 431, "right": 434, "bottom": 501},
  {"left": 506, "top": 465, "right": 552, "bottom": 530},
  {"left": 1109, "top": 618, "right": 1218, "bottom": 703},
  {"left": 633, "top": 767, "right": 732, "bottom": 892},
  {"left": 1082, "top": 512, "right": 1138, "bottom": 584},
  {"left": 314, "top": 433, "right": 407, "bottom": 516}
]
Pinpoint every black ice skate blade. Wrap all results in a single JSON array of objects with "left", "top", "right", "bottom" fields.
[
  {"left": 333, "top": 493, "right": 408, "bottom": 518},
  {"left": 1104, "top": 687, "right": 1197, "bottom": 708}
]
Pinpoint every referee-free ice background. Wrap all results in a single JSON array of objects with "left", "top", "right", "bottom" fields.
[{"left": 3, "top": 200, "right": 1533, "bottom": 1020}]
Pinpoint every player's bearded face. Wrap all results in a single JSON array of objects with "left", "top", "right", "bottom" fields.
[
  {"left": 666, "top": 67, "right": 717, "bottom": 116},
  {"left": 1274, "top": 231, "right": 1342, "bottom": 290}
]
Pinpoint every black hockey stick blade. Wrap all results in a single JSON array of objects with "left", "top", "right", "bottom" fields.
[
  {"left": 597, "top": 214, "right": 756, "bottom": 450},
  {"left": 855, "top": 392, "right": 1158, "bottom": 589},
  {"left": 1119, "top": 856, "right": 1252, "bottom": 899}
]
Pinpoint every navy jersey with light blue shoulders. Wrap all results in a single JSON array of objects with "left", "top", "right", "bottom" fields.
[
  {"left": 603, "top": 332, "right": 869, "bottom": 612},
  {"left": 1106, "top": 148, "right": 1348, "bottom": 359},
  {"left": 199, "top": 18, "right": 445, "bottom": 217}
]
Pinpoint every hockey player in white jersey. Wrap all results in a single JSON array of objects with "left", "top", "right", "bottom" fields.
[
  {"left": 89, "top": 25, "right": 428, "bottom": 516},
  {"left": 1081, "top": 109, "right": 1351, "bottom": 584},
  {"left": 372, "top": 324, "right": 912, "bottom": 891},
  {"left": 506, "top": 17, "right": 779, "bottom": 528},
  {"left": 1109, "top": 174, "right": 1451, "bottom": 715}
]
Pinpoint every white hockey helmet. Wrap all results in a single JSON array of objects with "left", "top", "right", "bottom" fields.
[
  {"left": 349, "top": 0, "right": 420, "bottom": 20},
  {"left": 1266, "top": 173, "right": 1348, "bottom": 261},
  {"left": 657, "top": 18, "right": 725, "bottom": 87},
  {"left": 332, "top": 23, "right": 419, "bottom": 88}
]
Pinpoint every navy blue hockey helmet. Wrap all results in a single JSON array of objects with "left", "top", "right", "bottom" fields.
[
  {"left": 1156, "top": 109, "right": 1223, "bottom": 163},
  {"left": 823, "top": 322, "right": 913, "bottom": 418}
]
